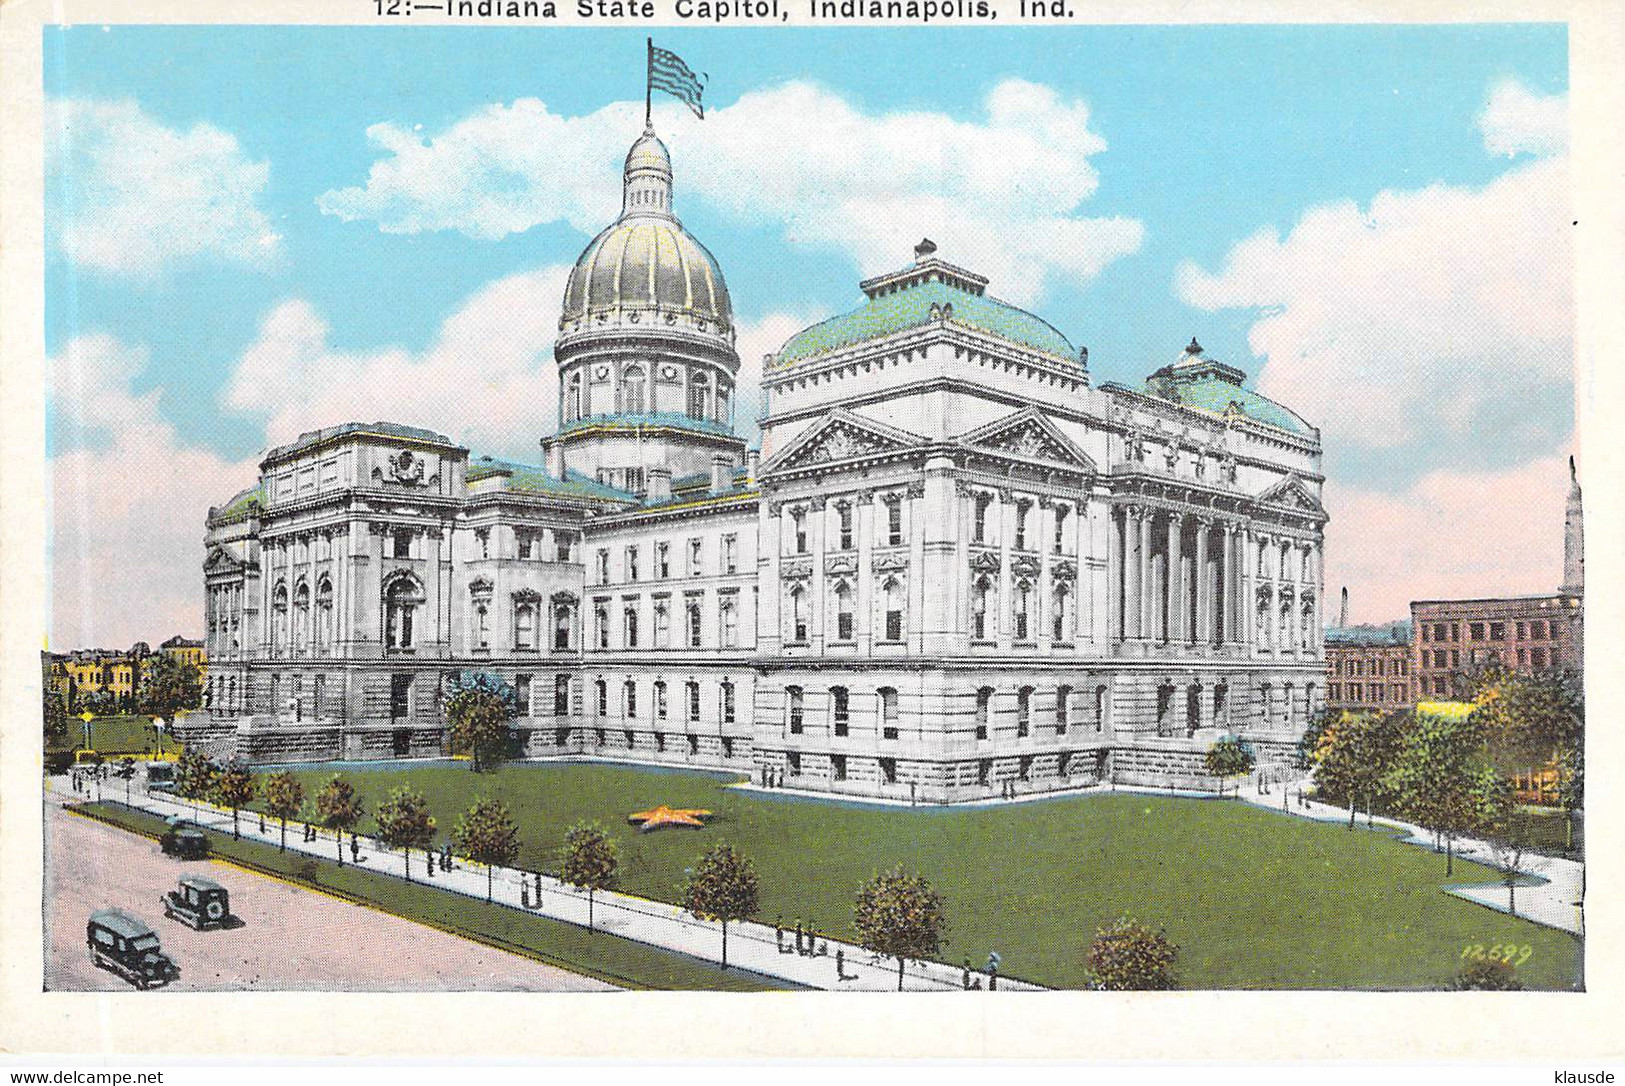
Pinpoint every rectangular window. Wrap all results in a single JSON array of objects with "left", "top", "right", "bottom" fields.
[
  {"left": 1490, "top": 622, "right": 1505, "bottom": 640},
  {"left": 657, "top": 543, "right": 670, "bottom": 579},
  {"left": 833, "top": 688, "right": 849, "bottom": 737},
  {"left": 722, "top": 681, "right": 736, "bottom": 724},
  {"left": 597, "top": 550, "right": 610, "bottom": 584},
  {"left": 723, "top": 534, "right": 738, "bottom": 574},
  {"left": 625, "top": 607, "right": 640, "bottom": 648},
  {"left": 880, "top": 688, "right": 899, "bottom": 740},
  {"left": 1469, "top": 622, "right": 1485, "bottom": 640},
  {"left": 886, "top": 610, "right": 903, "bottom": 642},
  {"left": 689, "top": 538, "right": 703, "bottom": 576},
  {"left": 517, "top": 531, "right": 534, "bottom": 561},
  {"left": 515, "top": 674, "right": 532, "bottom": 716},
  {"left": 655, "top": 682, "right": 669, "bottom": 720},
  {"left": 838, "top": 505, "right": 854, "bottom": 550},
  {"left": 1053, "top": 506, "right": 1068, "bottom": 554},
  {"left": 721, "top": 600, "right": 738, "bottom": 647},
  {"left": 832, "top": 753, "right": 847, "bottom": 781},
  {"left": 887, "top": 500, "right": 903, "bottom": 546},
  {"left": 554, "top": 675, "right": 570, "bottom": 716},
  {"left": 879, "top": 757, "right": 897, "bottom": 784},
  {"left": 555, "top": 532, "right": 574, "bottom": 562},
  {"left": 626, "top": 546, "right": 640, "bottom": 581},
  {"left": 688, "top": 682, "right": 701, "bottom": 723},
  {"left": 788, "top": 687, "right": 804, "bottom": 734}
]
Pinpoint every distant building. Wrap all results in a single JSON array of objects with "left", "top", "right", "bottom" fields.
[
  {"left": 1324, "top": 622, "right": 1412, "bottom": 714},
  {"left": 42, "top": 635, "right": 207, "bottom": 712}
]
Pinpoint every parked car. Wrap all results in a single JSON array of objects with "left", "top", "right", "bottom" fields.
[
  {"left": 145, "top": 761, "right": 175, "bottom": 793},
  {"left": 159, "top": 819, "right": 209, "bottom": 860},
  {"left": 161, "top": 875, "right": 233, "bottom": 930},
  {"left": 86, "top": 909, "right": 179, "bottom": 989}
]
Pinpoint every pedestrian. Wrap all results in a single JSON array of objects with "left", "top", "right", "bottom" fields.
[
  {"left": 836, "top": 948, "right": 847, "bottom": 981},
  {"left": 443, "top": 842, "right": 452, "bottom": 871},
  {"left": 775, "top": 917, "right": 785, "bottom": 953},
  {"left": 350, "top": 834, "right": 360, "bottom": 863},
  {"left": 259, "top": 814, "right": 266, "bottom": 834},
  {"left": 962, "top": 959, "right": 973, "bottom": 989},
  {"left": 521, "top": 884, "right": 530, "bottom": 909},
  {"left": 426, "top": 849, "right": 435, "bottom": 878},
  {"left": 795, "top": 919, "right": 804, "bottom": 955}
]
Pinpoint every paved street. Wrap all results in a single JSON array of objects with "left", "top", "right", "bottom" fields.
[
  {"left": 60, "top": 778, "right": 1039, "bottom": 992},
  {"left": 44, "top": 786, "right": 614, "bottom": 992}
]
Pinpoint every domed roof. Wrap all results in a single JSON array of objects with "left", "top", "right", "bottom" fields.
[
  {"left": 561, "top": 217, "right": 732, "bottom": 329},
  {"left": 558, "top": 126, "right": 734, "bottom": 343}
]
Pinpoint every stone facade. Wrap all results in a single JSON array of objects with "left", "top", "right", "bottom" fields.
[{"left": 193, "top": 123, "right": 1328, "bottom": 803}]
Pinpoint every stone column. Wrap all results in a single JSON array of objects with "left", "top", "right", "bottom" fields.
[
  {"left": 1122, "top": 506, "right": 1141, "bottom": 642},
  {"left": 997, "top": 489, "right": 1015, "bottom": 647},
  {"left": 810, "top": 495, "right": 827, "bottom": 651},
  {"left": 1221, "top": 522, "right": 1237, "bottom": 644},
  {"left": 1166, "top": 512, "right": 1184, "bottom": 645},
  {"left": 1240, "top": 526, "right": 1255, "bottom": 651},
  {"left": 1194, "top": 517, "right": 1211, "bottom": 645},
  {"left": 1138, "top": 510, "right": 1154, "bottom": 643},
  {"left": 906, "top": 481, "right": 927, "bottom": 654},
  {"left": 1107, "top": 504, "right": 1123, "bottom": 643},
  {"left": 855, "top": 492, "right": 873, "bottom": 655},
  {"left": 1037, "top": 498, "right": 1055, "bottom": 650}
]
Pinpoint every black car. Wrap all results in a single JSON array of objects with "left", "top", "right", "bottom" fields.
[
  {"left": 162, "top": 875, "right": 233, "bottom": 930},
  {"left": 87, "top": 909, "right": 179, "bottom": 989},
  {"left": 159, "top": 818, "right": 209, "bottom": 860}
]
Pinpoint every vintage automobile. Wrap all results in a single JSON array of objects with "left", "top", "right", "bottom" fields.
[
  {"left": 86, "top": 909, "right": 179, "bottom": 989},
  {"left": 161, "top": 875, "right": 232, "bottom": 930},
  {"left": 159, "top": 818, "right": 209, "bottom": 860}
]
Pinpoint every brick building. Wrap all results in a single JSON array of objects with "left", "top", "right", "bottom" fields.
[{"left": 1324, "top": 623, "right": 1412, "bottom": 713}]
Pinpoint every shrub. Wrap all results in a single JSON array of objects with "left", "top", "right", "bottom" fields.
[
  {"left": 1451, "top": 957, "right": 1523, "bottom": 991},
  {"left": 1086, "top": 916, "right": 1179, "bottom": 990}
]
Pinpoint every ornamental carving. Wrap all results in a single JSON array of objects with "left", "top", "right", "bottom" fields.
[
  {"left": 469, "top": 577, "right": 494, "bottom": 598},
  {"left": 801, "top": 423, "right": 893, "bottom": 465},
  {"left": 1051, "top": 559, "right": 1078, "bottom": 582},
  {"left": 1011, "top": 555, "right": 1041, "bottom": 579},
  {"left": 825, "top": 555, "right": 857, "bottom": 576},
  {"left": 988, "top": 420, "right": 1065, "bottom": 462},
  {"left": 781, "top": 559, "right": 813, "bottom": 582},
  {"left": 905, "top": 481, "right": 926, "bottom": 500},
  {"left": 969, "top": 550, "right": 1001, "bottom": 575},
  {"left": 512, "top": 588, "right": 544, "bottom": 603},
  {"left": 874, "top": 553, "right": 909, "bottom": 574}
]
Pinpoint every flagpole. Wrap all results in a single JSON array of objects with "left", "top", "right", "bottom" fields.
[{"left": 645, "top": 37, "right": 653, "bottom": 131}]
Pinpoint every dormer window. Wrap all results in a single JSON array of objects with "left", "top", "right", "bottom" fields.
[{"left": 391, "top": 529, "right": 413, "bottom": 560}]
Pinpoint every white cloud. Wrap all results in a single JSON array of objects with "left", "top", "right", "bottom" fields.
[
  {"left": 317, "top": 80, "right": 1143, "bottom": 307},
  {"left": 46, "top": 98, "right": 281, "bottom": 278},
  {"left": 730, "top": 307, "right": 832, "bottom": 442},
  {"left": 224, "top": 266, "right": 572, "bottom": 463},
  {"left": 49, "top": 335, "right": 255, "bottom": 647},
  {"left": 1323, "top": 455, "right": 1570, "bottom": 624},
  {"left": 1478, "top": 80, "right": 1568, "bottom": 159},
  {"left": 1175, "top": 153, "right": 1571, "bottom": 469}
]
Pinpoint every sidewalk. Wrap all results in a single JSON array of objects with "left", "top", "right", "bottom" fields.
[
  {"left": 53, "top": 777, "right": 1040, "bottom": 992},
  {"left": 1232, "top": 774, "right": 1584, "bottom": 936}
]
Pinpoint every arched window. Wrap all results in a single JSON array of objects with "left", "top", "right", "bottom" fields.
[
  {"left": 294, "top": 581, "right": 310, "bottom": 646},
  {"left": 1053, "top": 584, "right": 1071, "bottom": 642},
  {"left": 687, "top": 681, "right": 701, "bottom": 723},
  {"left": 513, "top": 599, "right": 537, "bottom": 650},
  {"left": 721, "top": 679, "right": 736, "bottom": 724},
  {"left": 837, "top": 503, "right": 854, "bottom": 550},
  {"left": 475, "top": 604, "right": 490, "bottom": 649},
  {"left": 687, "top": 371, "right": 710, "bottom": 420},
  {"left": 687, "top": 600, "right": 703, "bottom": 648},
  {"left": 883, "top": 579, "right": 905, "bottom": 642},
  {"left": 791, "top": 508, "right": 807, "bottom": 555},
  {"left": 834, "top": 583, "right": 854, "bottom": 641},
  {"left": 1094, "top": 685, "right": 1107, "bottom": 732},
  {"left": 971, "top": 578, "right": 991, "bottom": 640},
  {"left": 716, "top": 380, "right": 731, "bottom": 425},
  {"left": 879, "top": 687, "right": 899, "bottom": 739},
  {"left": 553, "top": 600, "right": 575, "bottom": 651},
  {"left": 973, "top": 493, "right": 992, "bottom": 543},
  {"left": 1056, "top": 685, "right": 1072, "bottom": 734},
  {"left": 596, "top": 679, "right": 608, "bottom": 717},
  {"left": 654, "top": 680, "right": 668, "bottom": 720},
  {"left": 1016, "top": 686, "right": 1033, "bottom": 737},
  {"left": 567, "top": 372, "right": 583, "bottom": 421},
  {"left": 1014, "top": 500, "right": 1031, "bottom": 551},
  {"left": 316, "top": 577, "right": 334, "bottom": 647},
  {"left": 622, "top": 364, "right": 646, "bottom": 414},
  {"left": 1013, "top": 581, "right": 1032, "bottom": 642},
  {"left": 831, "top": 686, "right": 850, "bottom": 737},
  {"left": 624, "top": 679, "right": 638, "bottom": 719},
  {"left": 595, "top": 603, "right": 609, "bottom": 649},
  {"left": 555, "top": 674, "right": 571, "bottom": 716},
  {"left": 625, "top": 605, "right": 640, "bottom": 648},
  {"left": 975, "top": 686, "right": 993, "bottom": 740},
  {"left": 720, "top": 599, "right": 739, "bottom": 647},
  {"left": 787, "top": 685, "right": 804, "bottom": 734},
  {"left": 790, "top": 587, "right": 808, "bottom": 643},
  {"left": 272, "top": 583, "right": 288, "bottom": 651},
  {"left": 654, "top": 602, "right": 671, "bottom": 647},
  {"left": 384, "top": 577, "right": 423, "bottom": 651}
]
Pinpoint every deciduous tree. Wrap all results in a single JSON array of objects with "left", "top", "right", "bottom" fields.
[
  {"left": 174, "top": 747, "right": 219, "bottom": 801},
  {"left": 1203, "top": 736, "right": 1255, "bottom": 798},
  {"left": 560, "top": 821, "right": 619, "bottom": 932},
  {"left": 213, "top": 760, "right": 258, "bottom": 839},
  {"left": 853, "top": 866, "right": 947, "bottom": 991},
  {"left": 1085, "top": 916, "right": 1180, "bottom": 990},
  {"left": 314, "top": 774, "right": 363, "bottom": 866},
  {"left": 445, "top": 672, "right": 519, "bottom": 772},
  {"left": 375, "top": 785, "right": 437, "bottom": 883},
  {"left": 1384, "top": 704, "right": 1483, "bottom": 875},
  {"left": 264, "top": 771, "right": 305, "bottom": 853},
  {"left": 141, "top": 653, "right": 202, "bottom": 724},
  {"left": 682, "top": 843, "right": 760, "bottom": 968},
  {"left": 454, "top": 797, "right": 520, "bottom": 902}
]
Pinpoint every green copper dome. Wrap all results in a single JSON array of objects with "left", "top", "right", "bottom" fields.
[{"left": 776, "top": 249, "right": 1078, "bottom": 366}]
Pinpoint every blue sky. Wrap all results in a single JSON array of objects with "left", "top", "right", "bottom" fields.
[{"left": 43, "top": 24, "right": 1574, "bottom": 643}]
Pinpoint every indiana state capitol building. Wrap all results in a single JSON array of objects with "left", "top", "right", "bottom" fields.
[{"left": 192, "top": 122, "right": 1329, "bottom": 802}]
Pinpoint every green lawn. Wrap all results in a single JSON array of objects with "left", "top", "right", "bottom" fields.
[
  {"left": 75, "top": 802, "right": 793, "bottom": 992},
  {"left": 53, "top": 714, "right": 184, "bottom": 756},
  {"left": 242, "top": 760, "right": 1581, "bottom": 991}
]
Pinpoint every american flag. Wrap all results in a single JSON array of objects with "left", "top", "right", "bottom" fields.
[{"left": 648, "top": 41, "right": 707, "bottom": 120}]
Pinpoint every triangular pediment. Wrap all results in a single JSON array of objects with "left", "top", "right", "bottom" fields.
[
  {"left": 760, "top": 409, "right": 926, "bottom": 475},
  {"left": 1255, "top": 473, "right": 1324, "bottom": 514},
  {"left": 960, "top": 408, "right": 1096, "bottom": 472},
  {"left": 204, "top": 548, "right": 244, "bottom": 573}
]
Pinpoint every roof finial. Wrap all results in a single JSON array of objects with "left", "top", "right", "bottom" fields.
[
  {"left": 914, "top": 237, "right": 938, "bottom": 262},
  {"left": 1186, "top": 337, "right": 1203, "bottom": 355}
]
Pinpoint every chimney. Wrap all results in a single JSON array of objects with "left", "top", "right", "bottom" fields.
[
  {"left": 1338, "top": 586, "right": 1349, "bottom": 628},
  {"left": 745, "top": 449, "right": 760, "bottom": 486},
  {"left": 544, "top": 438, "right": 563, "bottom": 479},
  {"left": 647, "top": 465, "right": 672, "bottom": 501},
  {"left": 711, "top": 453, "right": 733, "bottom": 494}
]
